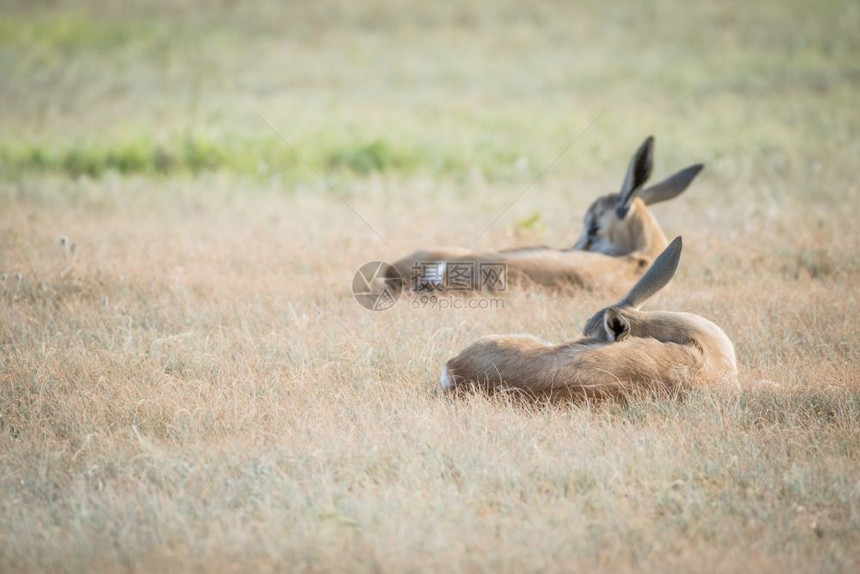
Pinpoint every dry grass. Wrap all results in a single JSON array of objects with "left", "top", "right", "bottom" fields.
[{"left": 2, "top": 0, "right": 860, "bottom": 572}]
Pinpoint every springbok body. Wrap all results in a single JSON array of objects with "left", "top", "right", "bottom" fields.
[
  {"left": 441, "top": 238, "right": 737, "bottom": 400},
  {"left": 389, "top": 137, "right": 703, "bottom": 293}
]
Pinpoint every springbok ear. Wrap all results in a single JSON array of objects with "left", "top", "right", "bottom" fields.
[
  {"left": 640, "top": 164, "right": 704, "bottom": 206},
  {"left": 604, "top": 308, "right": 630, "bottom": 341},
  {"left": 616, "top": 136, "right": 655, "bottom": 219},
  {"left": 618, "top": 236, "right": 683, "bottom": 309}
]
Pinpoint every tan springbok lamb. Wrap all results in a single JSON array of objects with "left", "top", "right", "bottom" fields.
[
  {"left": 440, "top": 237, "right": 737, "bottom": 400},
  {"left": 388, "top": 136, "right": 703, "bottom": 293}
]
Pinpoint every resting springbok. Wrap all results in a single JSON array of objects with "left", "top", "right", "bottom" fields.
[
  {"left": 440, "top": 237, "right": 737, "bottom": 400},
  {"left": 388, "top": 136, "right": 703, "bottom": 293}
]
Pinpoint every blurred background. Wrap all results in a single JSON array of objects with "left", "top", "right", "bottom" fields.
[{"left": 1, "top": 0, "right": 857, "bottom": 191}]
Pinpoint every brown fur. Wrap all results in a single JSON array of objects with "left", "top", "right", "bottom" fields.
[
  {"left": 389, "top": 233, "right": 652, "bottom": 292},
  {"left": 441, "top": 238, "right": 738, "bottom": 400},
  {"left": 388, "top": 137, "right": 702, "bottom": 293},
  {"left": 444, "top": 335, "right": 707, "bottom": 400}
]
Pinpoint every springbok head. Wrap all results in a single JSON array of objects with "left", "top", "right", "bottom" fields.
[
  {"left": 582, "top": 236, "right": 683, "bottom": 342},
  {"left": 574, "top": 137, "right": 703, "bottom": 257}
]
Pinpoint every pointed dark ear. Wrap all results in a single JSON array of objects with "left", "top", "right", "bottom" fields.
[
  {"left": 604, "top": 308, "right": 630, "bottom": 341},
  {"left": 640, "top": 164, "right": 704, "bottom": 206},
  {"left": 616, "top": 136, "right": 655, "bottom": 219},
  {"left": 618, "top": 236, "right": 683, "bottom": 309}
]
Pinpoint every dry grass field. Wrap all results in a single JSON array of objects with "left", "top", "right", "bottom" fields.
[{"left": 2, "top": 0, "right": 859, "bottom": 572}]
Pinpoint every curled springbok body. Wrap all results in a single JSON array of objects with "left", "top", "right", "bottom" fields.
[
  {"left": 441, "top": 237, "right": 737, "bottom": 400},
  {"left": 389, "top": 136, "right": 703, "bottom": 292}
]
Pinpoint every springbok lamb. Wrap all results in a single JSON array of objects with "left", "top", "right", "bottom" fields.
[
  {"left": 440, "top": 237, "right": 737, "bottom": 400},
  {"left": 388, "top": 136, "right": 703, "bottom": 293}
]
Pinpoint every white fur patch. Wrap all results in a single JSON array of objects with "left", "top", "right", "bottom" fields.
[
  {"left": 440, "top": 366, "right": 453, "bottom": 390},
  {"left": 427, "top": 262, "right": 446, "bottom": 288}
]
